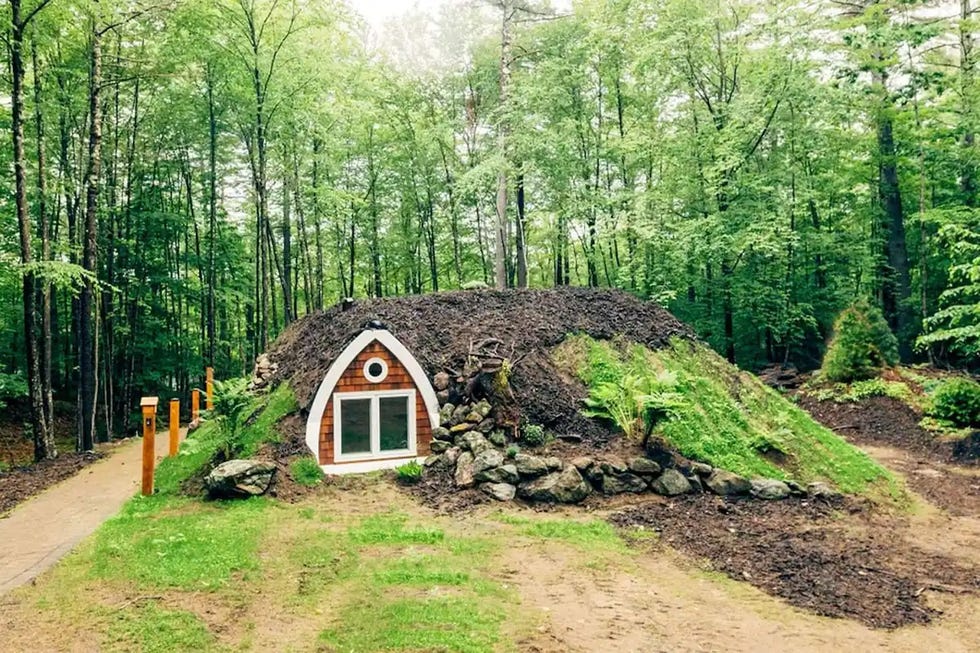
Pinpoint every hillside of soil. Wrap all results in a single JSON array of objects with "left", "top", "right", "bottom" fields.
[{"left": 268, "top": 287, "right": 693, "bottom": 443}]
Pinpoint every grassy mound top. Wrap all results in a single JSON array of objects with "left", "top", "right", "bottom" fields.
[{"left": 554, "top": 335, "right": 898, "bottom": 497}]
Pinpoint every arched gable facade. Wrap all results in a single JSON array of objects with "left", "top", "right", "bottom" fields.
[{"left": 305, "top": 328, "right": 440, "bottom": 474}]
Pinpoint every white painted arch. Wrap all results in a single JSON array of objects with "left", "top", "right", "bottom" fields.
[{"left": 305, "top": 329, "right": 441, "bottom": 470}]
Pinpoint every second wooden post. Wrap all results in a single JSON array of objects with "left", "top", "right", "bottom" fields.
[
  {"left": 140, "top": 397, "right": 159, "bottom": 496},
  {"left": 169, "top": 398, "right": 180, "bottom": 456},
  {"left": 206, "top": 367, "right": 214, "bottom": 411}
]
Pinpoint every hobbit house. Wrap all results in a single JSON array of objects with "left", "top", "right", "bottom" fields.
[{"left": 257, "top": 288, "right": 886, "bottom": 505}]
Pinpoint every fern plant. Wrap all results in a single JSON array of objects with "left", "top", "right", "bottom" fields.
[{"left": 582, "top": 370, "right": 684, "bottom": 442}]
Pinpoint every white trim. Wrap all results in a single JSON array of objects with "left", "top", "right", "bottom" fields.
[
  {"left": 362, "top": 357, "right": 389, "bottom": 383},
  {"left": 304, "top": 329, "right": 441, "bottom": 465},
  {"left": 320, "top": 456, "right": 426, "bottom": 475},
  {"left": 333, "top": 389, "right": 416, "bottom": 462}
]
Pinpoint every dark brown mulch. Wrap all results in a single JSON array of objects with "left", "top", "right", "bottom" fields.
[
  {"left": 268, "top": 288, "right": 693, "bottom": 445},
  {"left": 0, "top": 451, "right": 103, "bottom": 516},
  {"left": 610, "top": 495, "right": 979, "bottom": 629},
  {"left": 401, "top": 465, "right": 490, "bottom": 513},
  {"left": 797, "top": 395, "right": 980, "bottom": 515}
]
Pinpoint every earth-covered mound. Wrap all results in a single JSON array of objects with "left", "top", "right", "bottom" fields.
[{"left": 268, "top": 287, "right": 693, "bottom": 443}]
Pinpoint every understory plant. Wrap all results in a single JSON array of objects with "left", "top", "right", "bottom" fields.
[
  {"left": 819, "top": 299, "right": 899, "bottom": 383},
  {"left": 395, "top": 460, "right": 423, "bottom": 484},
  {"left": 927, "top": 377, "right": 980, "bottom": 428},
  {"left": 291, "top": 457, "right": 325, "bottom": 486},
  {"left": 581, "top": 370, "right": 684, "bottom": 444}
]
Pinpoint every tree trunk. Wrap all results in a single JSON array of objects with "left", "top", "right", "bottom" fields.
[
  {"left": 10, "top": 0, "right": 54, "bottom": 460},
  {"left": 494, "top": 4, "right": 512, "bottom": 289},
  {"left": 515, "top": 165, "right": 528, "bottom": 288}
]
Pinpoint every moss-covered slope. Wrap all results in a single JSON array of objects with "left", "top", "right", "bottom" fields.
[{"left": 554, "top": 335, "right": 897, "bottom": 496}]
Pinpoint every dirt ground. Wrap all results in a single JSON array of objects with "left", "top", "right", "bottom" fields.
[
  {"left": 0, "top": 450, "right": 103, "bottom": 516},
  {"left": 799, "top": 395, "right": 980, "bottom": 516}
]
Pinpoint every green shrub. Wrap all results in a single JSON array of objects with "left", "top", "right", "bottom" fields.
[
  {"left": 395, "top": 460, "right": 423, "bottom": 484},
  {"left": 505, "top": 445, "right": 519, "bottom": 458},
  {"left": 820, "top": 299, "right": 899, "bottom": 382},
  {"left": 291, "top": 457, "right": 325, "bottom": 486},
  {"left": 927, "top": 378, "right": 980, "bottom": 427},
  {"left": 521, "top": 423, "right": 546, "bottom": 447},
  {"left": 0, "top": 371, "right": 28, "bottom": 411},
  {"left": 581, "top": 370, "right": 684, "bottom": 440}
]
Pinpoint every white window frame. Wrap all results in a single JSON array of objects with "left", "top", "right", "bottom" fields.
[{"left": 333, "top": 389, "right": 416, "bottom": 462}]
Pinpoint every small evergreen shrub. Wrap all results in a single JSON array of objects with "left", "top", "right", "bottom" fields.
[
  {"left": 395, "top": 460, "right": 423, "bottom": 484},
  {"left": 927, "top": 378, "right": 980, "bottom": 428},
  {"left": 521, "top": 423, "right": 546, "bottom": 447},
  {"left": 505, "top": 445, "right": 519, "bottom": 459},
  {"left": 291, "top": 457, "right": 325, "bottom": 486},
  {"left": 820, "top": 299, "right": 900, "bottom": 383}
]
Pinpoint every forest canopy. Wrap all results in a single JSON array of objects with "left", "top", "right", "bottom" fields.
[{"left": 3, "top": 0, "right": 980, "bottom": 457}]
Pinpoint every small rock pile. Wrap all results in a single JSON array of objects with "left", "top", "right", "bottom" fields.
[
  {"left": 425, "top": 386, "right": 843, "bottom": 505},
  {"left": 250, "top": 354, "right": 279, "bottom": 390}
]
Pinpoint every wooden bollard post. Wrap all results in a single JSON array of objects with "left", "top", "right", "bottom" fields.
[
  {"left": 191, "top": 389, "right": 200, "bottom": 422},
  {"left": 169, "top": 398, "right": 180, "bottom": 457},
  {"left": 140, "top": 396, "right": 159, "bottom": 496},
  {"left": 206, "top": 367, "right": 214, "bottom": 411}
]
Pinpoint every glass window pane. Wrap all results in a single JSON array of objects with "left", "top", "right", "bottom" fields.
[
  {"left": 340, "top": 398, "right": 371, "bottom": 455},
  {"left": 379, "top": 396, "right": 410, "bottom": 451}
]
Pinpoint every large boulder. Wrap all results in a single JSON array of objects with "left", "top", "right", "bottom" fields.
[
  {"left": 705, "top": 469, "right": 751, "bottom": 496},
  {"left": 472, "top": 449, "right": 505, "bottom": 475},
  {"left": 650, "top": 469, "right": 691, "bottom": 496},
  {"left": 514, "top": 453, "right": 550, "bottom": 477},
  {"left": 205, "top": 459, "right": 276, "bottom": 499},
  {"left": 750, "top": 478, "right": 791, "bottom": 500},
  {"left": 454, "top": 451, "right": 476, "bottom": 488},
  {"left": 476, "top": 464, "right": 519, "bottom": 485},
  {"left": 459, "top": 431, "right": 492, "bottom": 454},
  {"left": 518, "top": 466, "right": 592, "bottom": 504},
  {"left": 628, "top": 457, "right": 661, "bottom": 476},
  {"left": 602, "top": 472, "right": 648, "bottom": 495},
  {"left": 807, "top": 481, "right": 843, "bottom": 502},
  {"left": 481, "top": 482, "right": 516, "bottom": 502}
]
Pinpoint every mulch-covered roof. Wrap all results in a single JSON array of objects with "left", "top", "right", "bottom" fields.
[{"left": 268, "top": 287, "right": 693, "bottom": 441}]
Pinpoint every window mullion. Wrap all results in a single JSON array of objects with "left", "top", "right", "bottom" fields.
[{"left": 371, "top": 396, "right": 381, "bottom": 454}]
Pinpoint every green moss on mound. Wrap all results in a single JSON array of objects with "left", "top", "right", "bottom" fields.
[
  {"left": 555, "top": 335, "right": 897, "bottom": 496},
  {"left": 154, "top": 382, "right": 298, "bottom": 496}
]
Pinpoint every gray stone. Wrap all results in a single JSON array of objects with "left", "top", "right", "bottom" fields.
[
  {"left": 430, "top": 440, "right": 450, "bottom": 454},
  {"left": 750, "top": 478, "right": 791, "bottom": 500},
  {"left": 423, "top": 454, "right": 446, "bottom": 469},
  {"left": 518, "top": 466, "right": 592, "bottom": 504},
  {"left": 650, "top": 469, "right": 692, "bottom": 496},
  {"left": 571, "top": 456, "right": 595, "bottom": 471},
  {"left": 474, "top": 399, "right": 493, "bottom": 419},
  {"left": 686, "top": 474, "right": 704, "bottom": 493},
  {"left": 628, "top": 457, "right": 662, "bottom": 476},
  {"left": 514, "top": 453, "right": 549, "bottom": 477},
  {"left": 451, "top": 404, "right": 471, "bottom": 425},
  {"left": 476, "top": 464, "right": 519, "bottom": 484},
  {"left": 205, "top": 459, "right": 276, "bottom": 498},
  {"left": 481, "top": 482, "right": 516, "bottom": 502},
  {"left": 436, "top": 390, "right": 450, "bottom": 404},
  {"left": 602, "top": 472, "right": 648, "bottom": 494},
  {"left": 689, "top": 462, "right": 714, "bottom": 476},
  {"left": 807, "top": 481, "right": 843, "bottom": 501},
  {"left": 445, "top": 446, "right": 462, "bottom": 465},
  {"left": 465, "top": 410, "right": 484, "bottom": 424},
  {"left": 473, "top": 449, "right": 505, "bottom": 474},
  {"left": 584, "top": 465, "right": 604, "bottom": 487},
  {"left": 557, "top": 433, "right": 583, "bottom": 443},
  {"left": 433, "top": 372, "right": 451, "bottom": 391},
  {"left": 488, "top": 430, "right": 507, "bottom": 446},
  {"left": 705, "top": 469, "right": 752, "bottom": 496},
  {"left": 785, "top": 480, "right": 807, "bottom": 496},
  {"left": 439, "top": 403, "right": 455, "bottom": 424},
  {"left": 545, "top": 457, "right": 563, "bottom": 471},
  {"left": 478, "top": 419, "right": 498, "bottom": 435},
  {"left": 599, "top": 458, "right": 629, "bottom": 475},
  {"left": 454, "top": 451, "right": 475, "bottom": 488},
  {"left": 459, "top": 431, "right": 491, "bottom": 454},
  {"left": 432, "top": 426, "right": 453, "bottom": 442}
]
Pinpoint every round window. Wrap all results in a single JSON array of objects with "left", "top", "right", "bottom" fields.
[{"left": 363, "top": 357, "right": 389, "bottom": 383}]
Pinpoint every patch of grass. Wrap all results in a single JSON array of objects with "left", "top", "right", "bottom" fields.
[
  {"left": 373, "top": 555, "right": 470, "bottom": 587},
  {"left": 394, "top": 459, "right": 423, "bottom": 484},
  {"left": 290, "top": 456, "right": 324, "bottom": 486},
  {"left": 91, "top": 496, "right": 269, "bottom": 590},
  {"left": 348, "top": 512, "right": 445, "bottom": 545},
  {"left": 556, "top": 335, "right": 897, "bottom": 497},
  {"left": 319, "top": 595, "right": 502, "bottom": 653},
  {"left": 104, "top": 603, "right": 216, "bottom": 653},
  {"left": 490, "top": 511, "right": 626, "bottom": 552},
  {"left": 809, "top": 378, "right": 915, "bottom": 405},
  {"left": 154, "top": 382, "right": 298, "bottom": 496}
]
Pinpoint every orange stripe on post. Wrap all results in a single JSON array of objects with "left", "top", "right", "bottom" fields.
[
  {"left": 169, "top": 399, "right": 180, "bottom": 457},
  {"left": 191, "top": 389, "right": 200, "bottom": 422},
  {"left": 140, "top": 397, "right": 159, "bottom": 497}
]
